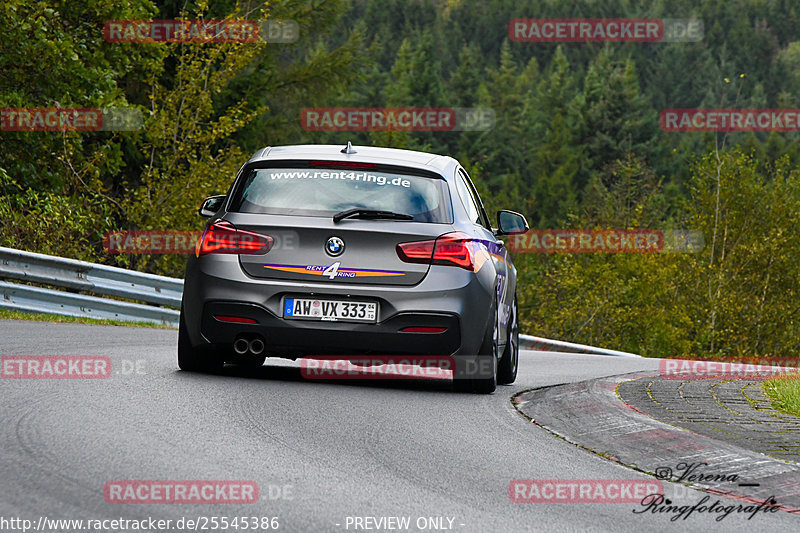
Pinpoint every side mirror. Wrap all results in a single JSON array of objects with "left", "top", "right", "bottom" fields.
[
  {"left": 496, "top": 210, "right": 529, "bottom": 236},
  {"left": 198, "top": 195, "right": 226, "bottom": 218}
]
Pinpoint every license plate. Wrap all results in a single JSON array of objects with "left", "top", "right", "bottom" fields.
[{"left": 283, "top": 298, "right": 377, "bottom": 323}]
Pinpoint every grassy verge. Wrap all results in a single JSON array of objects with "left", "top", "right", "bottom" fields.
[
  {"left": 764, "top": 374, "right": 800, "bottom": 417},
  {"left": 0, "top": 308, "right": 174, "bottom": 329}
]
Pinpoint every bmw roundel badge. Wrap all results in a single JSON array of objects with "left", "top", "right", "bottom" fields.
[{"left": 326, "top": 236, "right": 345, "bottom": 257}]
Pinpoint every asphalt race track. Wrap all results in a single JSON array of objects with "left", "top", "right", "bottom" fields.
[{"left": 2, "top": 319, "right": 798, "bottom": 532}]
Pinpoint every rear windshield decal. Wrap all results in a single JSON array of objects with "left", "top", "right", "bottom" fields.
[{"left": 268, "top": 170, "right": 412, "bottom": 188}]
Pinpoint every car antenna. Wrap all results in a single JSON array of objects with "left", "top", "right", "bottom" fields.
[{"left": 341, "top": 141, "right": 356, "bottom": 154}]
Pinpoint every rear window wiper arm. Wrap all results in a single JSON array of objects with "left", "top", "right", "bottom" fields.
[{"left": 333, "top": 208, "right": 414, "bottom": 223}]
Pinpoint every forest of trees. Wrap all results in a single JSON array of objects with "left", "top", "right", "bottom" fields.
[{"left": 3, "top": 0, "right": 800, "bottom": 360}]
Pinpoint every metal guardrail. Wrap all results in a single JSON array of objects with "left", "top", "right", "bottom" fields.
[
  {"left": 519, "top": 334, "right": 640, "bottom": 358},
  {"left": 0, "top": 247, "right": 181, "bottom": 326},
  {"left": 0, "top": 281, "right": 179, "bottom": 325},
  {"left": 0, "top": 246, "right": 642, "bottom": 356}
]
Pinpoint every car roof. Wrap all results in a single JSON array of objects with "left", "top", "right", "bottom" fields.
[{"left": 247, "top": 144, "right": 459, "bottom": 175}]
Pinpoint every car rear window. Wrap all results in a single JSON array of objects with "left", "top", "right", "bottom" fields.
[{"left": 229, "top": 167, "right": 452, "bottom": 223}]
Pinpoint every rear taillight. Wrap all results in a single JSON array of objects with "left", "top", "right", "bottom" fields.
[
  {"left": 196, "top": 221, "right": 273, "bottom": 256},
  {"left": 396, "top": 232, "right": 475, "bottom": 271}
]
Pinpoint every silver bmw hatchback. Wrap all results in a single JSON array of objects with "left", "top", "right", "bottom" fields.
[{"left": 178, "top": 143, "right": 528, "bottom": 393}]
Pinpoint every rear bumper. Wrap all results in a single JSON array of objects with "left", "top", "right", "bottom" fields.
[
  {"left": 182, "top": 253, "right": 495, "bottom": 358},
  {"left": 201, "top": 301, "right": 460, "bottom": 356}
]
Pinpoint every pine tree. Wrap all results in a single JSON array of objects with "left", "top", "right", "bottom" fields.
[
  {"left": 530, "top": 46, "right": 581, "bottom": 227},
  {"left": 572, "top": 47, "right": 658, "bottom": 191}
]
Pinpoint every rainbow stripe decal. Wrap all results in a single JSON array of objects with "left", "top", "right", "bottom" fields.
[{"left": 264, "top": 263, "right": 405, "bottom": 279}]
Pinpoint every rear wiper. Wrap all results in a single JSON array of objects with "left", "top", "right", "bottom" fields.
[{"left": 333, "top": 208, "right": 414, "bottom": 223}]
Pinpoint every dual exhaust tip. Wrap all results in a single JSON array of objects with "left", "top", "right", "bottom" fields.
[{"left": 234, "top": 335, "right": 265, "bottom": 356}]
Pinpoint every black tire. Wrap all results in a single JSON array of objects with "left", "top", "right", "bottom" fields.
[
  {"left": 466, "top": 352, "right": 497, "bottom": 394},
  {"left": 453, "top": 302, "right": 498, "bottom": 394},
  {"left": 497, "top": 296, "right": 519, "bottom": 385},
  {"left": 177, "top": 308, "right": 223, "bottom": 373}
]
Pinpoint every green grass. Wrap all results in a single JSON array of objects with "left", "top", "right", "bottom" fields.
[
  {"left": 764, "top": 375, "right": 800, "bottom": 417},
  {"left": 0, "top": 308, "right": 174, "bottom": 329}
]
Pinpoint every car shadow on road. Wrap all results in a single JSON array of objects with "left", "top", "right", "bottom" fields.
[{"left": 175, "top": 361, "right": 461, "bottom": 394}]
